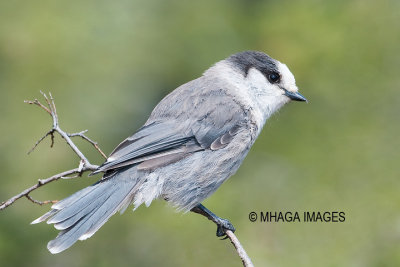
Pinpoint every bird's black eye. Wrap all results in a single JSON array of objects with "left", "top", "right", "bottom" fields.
[{"left": 268, "top": 73, "right": 280, "bottom": 83}]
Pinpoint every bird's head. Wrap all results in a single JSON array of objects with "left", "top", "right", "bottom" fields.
[
  {"left": 228, "top": 50, "right": 307, "bottom": 102},
  {"left": 207, "top": 51, "right": 307, "bottom": 128}
]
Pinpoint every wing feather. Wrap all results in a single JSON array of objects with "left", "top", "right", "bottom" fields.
[{"left": 93, "top": 79, "right": 250, "bottom": 174}]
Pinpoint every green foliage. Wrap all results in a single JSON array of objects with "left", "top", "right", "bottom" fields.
[{"left": 1, "top": 0, "right": 399, "bottom": 266}]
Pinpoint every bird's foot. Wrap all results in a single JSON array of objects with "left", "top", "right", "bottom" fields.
[
  {"left": 190, "top": 204, "right": 236, "bottom": 239},
  {"left": 216, "top": 217, "right": 235, "bottom": 238}
]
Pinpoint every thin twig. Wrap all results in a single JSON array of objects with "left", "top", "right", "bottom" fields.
[
  {"left": 225, "top": 230, "right": 254, "bottom": 267},
  {"left": 25, "top": 195, "right": 58, "bottom": 206},
  {"left": 24, "top": 99, "right": 51, "bottom": 115},
  {"left": 50, "top": 131, "right": 55, "bottom": 147},
  {"left": 68, "top": 130, "right": 107, "bottom": 159},
  {"left": 27, "top": 129, "right": 54, "bottom": 154}
]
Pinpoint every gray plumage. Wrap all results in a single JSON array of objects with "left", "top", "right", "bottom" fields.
[{"left": 32, "top": 51, "right": 306, "bottom": 254}]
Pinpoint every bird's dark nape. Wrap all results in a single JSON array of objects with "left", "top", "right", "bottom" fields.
[{"left": 227, "top": 50, "right": 279, "bottom": 77}]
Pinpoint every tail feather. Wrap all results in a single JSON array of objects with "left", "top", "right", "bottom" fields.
[
  {"left": 48, "top": 185, "right": 114, "bottom": 225},
  {"left": 51, "top": 186, "right": 95, "bottom": 210},
  {"left": 78, "top": 184, "right": 137, "bottom": 241},
  {"left": 53, "top": 187, "right": 117, "bottom": 230},
  {"left": 32, "top": 171, "right": 141, "bottom": 254},
  {"left": 31, "top": 209, "right": 58, "bottom": 224}
]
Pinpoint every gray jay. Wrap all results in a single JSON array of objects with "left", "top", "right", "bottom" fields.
[{"left": 32, "top": 51, "right": 307, "bottom": 253}]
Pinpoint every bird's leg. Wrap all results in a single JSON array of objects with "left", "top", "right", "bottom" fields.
[{"left": 190, "top": 203, "right": 235, "bottom": 237}]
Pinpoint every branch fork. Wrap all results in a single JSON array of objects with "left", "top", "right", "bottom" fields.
[{"left": 0, "top": 91, "right": 105, "bottom": 211}]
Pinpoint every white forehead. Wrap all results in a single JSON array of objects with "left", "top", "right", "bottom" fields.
[{"left": 277, "top": 62, "right": 298, "bottom": 92}]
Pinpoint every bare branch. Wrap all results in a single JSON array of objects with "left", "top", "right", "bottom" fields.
[
  {"left": 225, "top": 230, "right": 254, "bottom": 267},
  {"left": 1, "top": 92, "right": 104, "bottom": 210}
]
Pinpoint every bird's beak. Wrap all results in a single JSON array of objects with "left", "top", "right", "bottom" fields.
[{"left": 284, "top": 90, "right": 308, "bottom": 102}]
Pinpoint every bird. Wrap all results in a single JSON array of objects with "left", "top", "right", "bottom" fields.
[{"left": 32, "top": 50, "right": 307, "bottom": 254}]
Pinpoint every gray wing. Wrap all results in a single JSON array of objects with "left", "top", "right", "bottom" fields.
[{"left": 93, "top": 77, "right": 250, "bottom": 174}]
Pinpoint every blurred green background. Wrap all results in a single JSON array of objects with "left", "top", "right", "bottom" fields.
[{"left": 1, "top": 0, "right": 399, "bottom": 266}]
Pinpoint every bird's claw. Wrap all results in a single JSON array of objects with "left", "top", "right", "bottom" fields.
[{"left": 216, "top": 218, "right": 235, "bottom": 238}]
